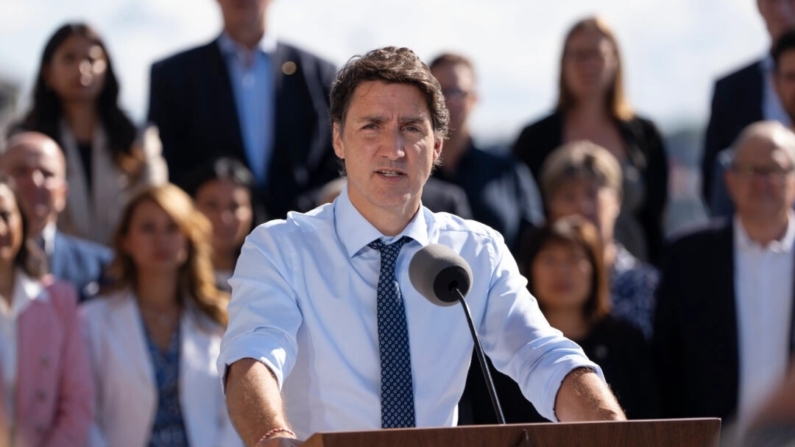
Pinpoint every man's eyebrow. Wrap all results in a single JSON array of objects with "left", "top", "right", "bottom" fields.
[
  {"left": 399, "top": 116, "right": 427, "bottom": 125},
  {"left": 353, "top": 114, "right": 429, "bottom": 125},
  {"left": 356, "top": 115, "right": 388, "bottom": 124}
]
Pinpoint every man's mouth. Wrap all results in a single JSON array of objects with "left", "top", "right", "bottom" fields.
[{"left": 376, "top": 170, "right": 405, "bottom": 177}]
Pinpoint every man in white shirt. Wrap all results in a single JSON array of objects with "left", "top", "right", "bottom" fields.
[
  {"left": 219, "top": 46, "right": 625, "bottom": 447},
  {"left": 655, "top": 121, "right": 795, "bottom": 427}
]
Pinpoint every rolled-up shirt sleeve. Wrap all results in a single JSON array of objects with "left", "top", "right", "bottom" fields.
[
  {"left": 218, "top": 224, "right": 303, "bottom": 389},
  {"left": 478, "top": 235, "right": 605, "bottom": 422}
]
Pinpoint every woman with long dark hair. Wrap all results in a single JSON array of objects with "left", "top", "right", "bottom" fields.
[
  {"left": 520, "top": 216, "right": 658, "bottom": 420},
  {"left": 183, "top": 158, "right": 265, "bottom": 292},
  {"left": 19, "top": 23, "right": 167, "bottom": 245}
]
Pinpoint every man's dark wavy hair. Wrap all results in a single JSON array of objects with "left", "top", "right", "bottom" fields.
[{"left": 329, "top": 46, "right": 450, "bottom": 140}]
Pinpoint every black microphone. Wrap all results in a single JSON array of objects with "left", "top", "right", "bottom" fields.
[{"left": 408, "top": 244, "right": 506, "bottom": 425}]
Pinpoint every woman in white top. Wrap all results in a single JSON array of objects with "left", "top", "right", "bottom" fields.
[
  {"left": 18, "top": 23, "right": 167, "bottom": 245},
  {"left": 81, "top": 184, "right": 242, "bottom": 447}
]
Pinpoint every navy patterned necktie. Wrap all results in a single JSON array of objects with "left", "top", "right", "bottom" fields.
[{"left": 368, "top": 236, "right": 416, "bottom": 428}]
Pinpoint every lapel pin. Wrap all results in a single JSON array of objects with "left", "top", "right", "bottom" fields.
[{"left": 282, "top": 61, "right": 297, "bottom": 75}]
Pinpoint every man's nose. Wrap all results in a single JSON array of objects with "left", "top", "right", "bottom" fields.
[
  {"left": 577, "top": 198, "right": 596, "bottom": 215},
  {"left": 29, "top": 170, "right": 46, "bottom": 187},
  {"left": 382, "top": 129, "right": 406, "bottom": 160}
]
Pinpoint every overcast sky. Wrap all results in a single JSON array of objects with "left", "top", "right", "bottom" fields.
[{"left": 0, "top": 0, "right": 769, "bottom": 143}]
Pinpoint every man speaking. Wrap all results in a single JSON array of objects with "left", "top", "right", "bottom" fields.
[{"left": 219, "top": 46, "right": 625, "bottom": 447}]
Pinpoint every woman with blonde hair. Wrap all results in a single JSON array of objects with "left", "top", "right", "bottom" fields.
[
  {"left": 81, "top": 184, "right": 242, "bottom": 447},
  {"left": 512, "top": 16, "right": 668, "bottom": 265}
]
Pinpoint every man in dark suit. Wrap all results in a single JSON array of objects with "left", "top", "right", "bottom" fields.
[
  {"left": 148, "top": 0, "right": 339, "bottom": 219},
  {"left": 428, "top": 53, "right": 543, "bottom": 252},
  {"left": 702, "top": 0, "right": 795, "bottom": 204},
  {"left": 428, "top": 53, "right": 545, "bottom": 426},
  {"left": 1, "top": 132, "right": 112, "bottom": 301},
  {"left": 710, "top": 29, "right": 795, "bottom": 217},
  {"left": 655, "top": 121, "right": 795, "bottom": 425}
]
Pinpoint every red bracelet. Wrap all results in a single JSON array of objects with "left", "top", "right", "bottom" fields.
[{"left": 258, "top": 427, "right": 296, "bottom": 443}]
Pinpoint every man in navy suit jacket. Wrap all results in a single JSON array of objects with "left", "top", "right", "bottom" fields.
[
  {"left": 655, "top": 122, "right": 795, "bottom": 425},
  {"left": 148, "top": 0, "right": 339, "bottom": 219},
  {"left": 702, "top": 0, "right": 795, "bottom": 204},
  {"left": 1, "top": 132, "right": 112, "bottom": 301}
]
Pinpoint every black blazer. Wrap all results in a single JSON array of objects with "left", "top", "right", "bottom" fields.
[
  {"left": 702, "top": 60, "right": 764, "bottom": 202},
  {"left": 148, "top": 38, "right": 339, "bottom": 218},
  {"left": 50, "top": 230, "right": 113, "bottom": 302},
  {"left": 512, "top": 111, "right": 669, "bottom": 265},
  {"left": 652, "top": 219, "right": 740, "bottom": 421}
]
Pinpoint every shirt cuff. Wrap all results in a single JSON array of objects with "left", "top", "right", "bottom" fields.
[
  {"left": 217, "top": 332, "right": 290, "bottom": 392},
  {"left": 536, "top": 356, "right": 605, "bottom": 422}
]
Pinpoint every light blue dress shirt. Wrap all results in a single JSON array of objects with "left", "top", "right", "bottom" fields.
[
  {"left": 762, "top": 56, "right": 792, "bottom": 126},
  {"left": 217, "top": 33, "right": 276, "bottom": 186},
  {"left": 219, "top": 186, "right": 602, "bottom": 439}
]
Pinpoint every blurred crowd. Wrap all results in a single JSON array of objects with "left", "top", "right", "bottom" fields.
[{"left": 0, "top": 0, "right": 794, "bottom": 446}]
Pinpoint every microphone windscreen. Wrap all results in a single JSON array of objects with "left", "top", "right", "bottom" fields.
[{"left": 409, "top": 244, "right": 473, "bottom": 306}]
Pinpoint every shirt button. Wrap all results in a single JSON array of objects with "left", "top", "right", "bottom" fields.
[
  {"left": 40, "top": 356, "right": 50, "bottom": 368},
  {"left": 36, "top": 390, "right": 47, "bottom": 402},
  {"left": 35, "top": 424, "right": 46, "bottom": 433}
]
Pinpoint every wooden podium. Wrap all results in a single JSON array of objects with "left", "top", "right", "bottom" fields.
[{"left": 303, "top": 418, "right": 721, "bottom": 447}]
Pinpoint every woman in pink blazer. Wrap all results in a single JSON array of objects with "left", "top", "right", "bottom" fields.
[{"left": 0, "top": 177, "right": 93, "bottom": 447}]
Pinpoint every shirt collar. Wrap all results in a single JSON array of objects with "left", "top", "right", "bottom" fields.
[
  {"left": 761, "top": 54, "right": 774, "bottom": 74},
  {"left": 334, "top": 185, "right": 430, "bottom": 258},
  {"left": 612, "top": 243, "right": 638, "bottom": 274},
  {"left": 217, "top": 31, "right": 277, "bottom": 59},
  {"left": 0, "top": 269, "right": 46, "bottom": 317},
  {"left": 734, "top": 211, "right": 795, "bottom": 254},
  {"left": 40, "top": 221, "right": 57, "bottom": 256}
]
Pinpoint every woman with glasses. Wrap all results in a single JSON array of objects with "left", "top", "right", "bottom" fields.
[{"left": 512, "top": 16, "right": 668, "bottom": 266}]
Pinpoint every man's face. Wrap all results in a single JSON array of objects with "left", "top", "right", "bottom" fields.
[
  {"left": 758, "top": 0, "right": 795, "bottom": 42},
  {"left": 333, "top": 81, "right": 442, "bottom": 222},
  {"left": 0, "top": 137, "right": 67, "bottom": 232},
  {"left": 431, "top": 63, "right": 477, "bottom": 135},
  {"left": 776, "top": 49, "right": 795, "bottom": 120},
  {"left": 726, "top": 134, "right": 795, "bottom": 219},
  {"left": 216, "top": 0, "right": 272, "bottom": 30}
]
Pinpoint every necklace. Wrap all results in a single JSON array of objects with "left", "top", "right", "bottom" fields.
[{"left": 139, "top": 306, "right": 180, "bottom": 328}]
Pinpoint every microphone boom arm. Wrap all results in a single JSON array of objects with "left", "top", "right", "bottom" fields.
[{"left": 455, "top": 288, "right": 506, "bottom": 425}]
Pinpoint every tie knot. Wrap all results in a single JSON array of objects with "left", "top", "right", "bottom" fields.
[{"left": 368, "top": 236, "right": 412, "bottom": 254}]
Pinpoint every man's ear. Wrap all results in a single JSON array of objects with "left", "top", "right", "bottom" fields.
[
  {"left": 53, "top": 181, "right": 68, "bottom": 214},
  {"left": 332, "top": 122, "right": 344, "bottom": 160},
  {"left": 433, "top": 136, "right": 444, "bottom": 162}
]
